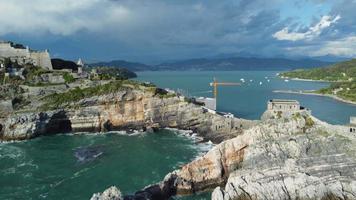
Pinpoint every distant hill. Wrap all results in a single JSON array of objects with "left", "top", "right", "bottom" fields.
[
  {"left": 90, "top": 57, "right": 331, "bottom": 72},
  {"left": 156, "top": 57, "right": 332, "bottom": 71},
  {"left": 281, "top": 59, "right": 356, "bottom": 81},
  {"left": 281, "top": 59, "right": 356, "bottom": 103},
  {"left": 90, "top": 60, "right": 154, "bottom": 71}
]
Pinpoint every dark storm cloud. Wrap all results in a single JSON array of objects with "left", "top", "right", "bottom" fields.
[{"left": 0, "top": 0, "right": 354, "bottom": 62}]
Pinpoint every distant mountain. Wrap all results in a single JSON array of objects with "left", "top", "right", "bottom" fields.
[
  {"left": 90, "top": 60, "right": 154, "bottom": 71},
  {"left": 310, "top": 55, "right": 351, "bottom": 63},
  {"left": 90, "top": 57, "right": 332, "bottom": 72},
  {"left": 156, "top": 57, "right": 332, "bottom": 71}
]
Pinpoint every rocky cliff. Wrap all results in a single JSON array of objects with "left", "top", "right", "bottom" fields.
[
  {"left": 100, "top": 111, "right": 356, "bottom": 200},
  {"left": 0, "top": 87, "right": 256, "bottom": 141}
]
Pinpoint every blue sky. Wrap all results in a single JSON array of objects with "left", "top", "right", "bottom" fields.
[{"left": 0, "top": 0, "right": 355, "bottom": 63}]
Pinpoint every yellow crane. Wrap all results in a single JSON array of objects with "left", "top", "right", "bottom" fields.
[{"left": 210, "top": 77, "right": 240, "bottom": 104}]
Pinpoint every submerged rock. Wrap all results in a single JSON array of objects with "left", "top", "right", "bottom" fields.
[{"left": 74, "top": 146, "right": 104, "bottom": 163}]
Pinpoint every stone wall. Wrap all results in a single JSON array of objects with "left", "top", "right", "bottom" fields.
[
  {"left": 29, "top": 51, "right": 53, "bottom": 70},
  {"left": 0, "top": 42, "right": 53, "bottom": 70}
]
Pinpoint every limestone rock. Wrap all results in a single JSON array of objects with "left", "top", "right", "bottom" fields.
[
  {"left": 90, "top": 186, "right": 122, "bottom": 200},
  {"left": 1, "top": 88, "right": 257, "bottom": 141}
]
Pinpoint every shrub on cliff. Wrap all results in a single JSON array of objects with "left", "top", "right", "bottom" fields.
[{"left": 63, "top": 72, "right": 75, "bottom": 83}]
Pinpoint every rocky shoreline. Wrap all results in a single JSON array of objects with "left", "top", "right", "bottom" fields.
[
  {"left": 92, "top": 106, "right": 356, "bottom": 200},
  {"left": 1, "top": 85, "right": 356, "bottom": 200},
  {"left": 0, "top": 87, "right": 257, "bottom": 143}
]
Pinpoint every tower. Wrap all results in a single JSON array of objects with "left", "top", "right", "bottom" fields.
[{"left": 77, "top": 58, "right": 84, "bottom": 74}]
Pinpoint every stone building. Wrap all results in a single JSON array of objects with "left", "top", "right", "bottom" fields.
[
  {"left": 350, "top": 117, "right": 356, "bottom": 133},
  {"left": 0, "top": 41, "right": 52, "bottom": 70},
  {"left": 267, "top": 99, "right": 300, "bottom": 111}
]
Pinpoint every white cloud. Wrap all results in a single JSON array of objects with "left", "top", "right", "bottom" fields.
[
  {"left": 312, "top": 36, "right": 356, "bottom": 57},
  {"left": 0, "top": 0, "right": 131, "bottom": 36},
  {"left": 273, "top": 15, "right": 341, "bottom": 41},
  {"left": 285, "top": 36, "right": 356, "bottom": 57}
]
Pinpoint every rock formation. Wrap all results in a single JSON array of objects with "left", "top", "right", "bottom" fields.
[
  {"left": 0, "top": 88, "right": 256, "bottom": 141},
  {"left": 97, "top": 110, "right": 356, "bottom": 200},
  {"left": 90, "top": 186, "right": 122, "bottom": 200}
]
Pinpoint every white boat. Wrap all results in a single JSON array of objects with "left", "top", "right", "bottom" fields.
[
  {"left": 259, "top": 81, "right": 263, "bottom": 85},
  {"left": 267, "top": 79, "right": 270, "bottom": 82},
  {"left": 284, "top": 79, "right": 289, "bottom": 82}
]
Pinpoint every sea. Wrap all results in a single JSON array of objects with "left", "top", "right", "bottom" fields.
[{"left": 1, "top": 70, "right": 355, "bottom": 200}]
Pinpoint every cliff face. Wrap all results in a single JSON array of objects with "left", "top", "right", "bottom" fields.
[
  {"left": 173, "top": 113, "right": 356, "bottom": 200},
  {"left": 0, "top": 88, "right": 256, "bottom": 141},
  {"left": 109, "top": 112, "right": 356, "bottom": 200}
]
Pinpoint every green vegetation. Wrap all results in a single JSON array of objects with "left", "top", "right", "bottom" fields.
[
  {"left": 62, "top": 72, "right": 75, "bottom": 83},
  {"left": 40, "top": 81, "right": 127, "bottom": 110},
  {"left": 276, "top": 111, "right": 282, "bottom": 119},
  {"left": 317, "top": 81, "right": 356, "bottom": 102},
  {"left": 89, "top": 66, "right": 137, "bottom": 80},
  {"left": 40, "top": 80, "right": 159, "bottom": 110},
  {"left": 292, "top": 112, "right": 302, "bottom": 121},
  {"left": 305, "top": 116, "right": 315, "bottom": 128},
  {"left": 280, "top": 59, "right": 356, "bottom": 102},
  {"left": 280, "top": 59, "right": 356, "bottom": 81}
]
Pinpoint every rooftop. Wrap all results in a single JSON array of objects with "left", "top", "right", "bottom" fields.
[{"left": 269, "top": 99, "right": 299, "bottom": 103}]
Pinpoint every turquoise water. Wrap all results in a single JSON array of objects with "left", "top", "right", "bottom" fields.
[
  {"left": 0, "top": 131, "right": 210, "bottom": 200},
  {"left": 136, "top": 71, "right": 356, "bottom": 125},
  {"left": 2, "top": 71, "right": 355, "bottom": 200}
]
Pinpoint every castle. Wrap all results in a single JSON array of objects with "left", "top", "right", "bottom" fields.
[{"left": 0, "top": 41, "right": 52, "bottom": 70}]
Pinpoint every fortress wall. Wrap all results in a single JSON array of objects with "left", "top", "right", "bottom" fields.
[
  {"left": 0, "top": 43, "right": 53, "bottom": 70},
  {"left": 30, "top": 51, "right": 53, "bottom": 70},
  {"left": 0, "top": 43, "right": 29, "bottom": 58}
]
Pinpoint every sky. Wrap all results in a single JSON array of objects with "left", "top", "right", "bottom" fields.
[{"left": 0, "top": 0, "right": 355, "bottom": 63}]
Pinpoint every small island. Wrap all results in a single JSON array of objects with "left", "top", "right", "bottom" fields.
[{"left": 280, "top": 59, "right": 356, "bottom": 104}]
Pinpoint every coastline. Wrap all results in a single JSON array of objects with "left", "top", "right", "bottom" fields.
[
  {"left": 273, "top": 89, "right": 356, "bottom": 106},
  {"left": 279, "top": 76, "right": 335, "bottom": 83}
]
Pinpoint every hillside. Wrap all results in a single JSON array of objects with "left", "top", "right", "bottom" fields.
[
  {"left": 281, "top": 59, "right": 356, "bottom": 103},
  {"left": 156, "top": 57, "right": 332, "bottom": 71},
  {"left": 90, "top": 60, "right": 155, "bottom": 71},
  {"left": 280, "top": 59, "right": 356, "bottom": 81},
  {"left": 90, "top": 57, "right": 331, "bottom": 72}
]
